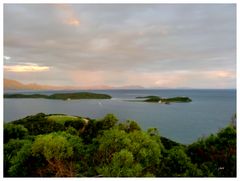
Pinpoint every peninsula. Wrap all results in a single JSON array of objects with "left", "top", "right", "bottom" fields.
[{"left": 4, "top": 92, "right": 112, "bottom": 100}]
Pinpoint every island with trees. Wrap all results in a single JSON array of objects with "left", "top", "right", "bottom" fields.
[
  {"left": 4, "top": 113, "right": 236, "bottom": 177},
  {"left": 136, "top": 96, "right": 192, "bottom": 104},
  {"left": 4, "top": 92, "right": 112, "bottom": 100}
]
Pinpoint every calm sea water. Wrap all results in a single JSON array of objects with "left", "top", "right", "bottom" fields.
[{"left": 4, "top": 89, "right": 236, "bottom": 144}]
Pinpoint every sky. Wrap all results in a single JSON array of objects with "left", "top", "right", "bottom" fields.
[{"left": 4, "top": 4, "right": 236, "bottom": 88}]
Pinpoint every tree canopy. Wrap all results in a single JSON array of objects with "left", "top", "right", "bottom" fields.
[{"left": 4, "top": 113, "right": 236, "bottom": 177}]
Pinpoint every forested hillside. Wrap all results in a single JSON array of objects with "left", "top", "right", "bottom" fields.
[{"left": 4, "top": 113, "right": 236, "bottom": 177}]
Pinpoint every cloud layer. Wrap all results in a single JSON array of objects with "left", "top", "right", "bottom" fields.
[{"left": 4, "top": 4, "right": 236, "bottom": 88}]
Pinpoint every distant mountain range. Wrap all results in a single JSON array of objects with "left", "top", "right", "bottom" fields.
[{"left": 4, "top": 79, "right": 145, "bottom": 90}]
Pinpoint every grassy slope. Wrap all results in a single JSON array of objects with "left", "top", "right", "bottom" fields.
[{"left": 47, "top": 115, "right": 80, "bottom": 125}]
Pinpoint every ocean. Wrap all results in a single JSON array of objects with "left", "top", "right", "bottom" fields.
[{"left": 4, "top": 89, "right": 236, "bottom": 144}]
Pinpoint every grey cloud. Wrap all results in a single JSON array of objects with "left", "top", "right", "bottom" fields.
[{"left": 4, "top": 4, "right": 236, "bottom": 88}]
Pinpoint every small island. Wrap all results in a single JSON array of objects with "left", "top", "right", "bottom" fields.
[
  {"left": 136, "top": 95, "right": 192, "bottom": 104},
  {"left": 4, "top": 92, "right": 112, "bottom": 100}
]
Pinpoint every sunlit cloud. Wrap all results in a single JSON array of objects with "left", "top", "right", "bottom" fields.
[
  {"left": 4, "top": 56, "right": 11, "bottom": 60},
  {"left": 66, "top": 17, "right": 80, "bottom": 26},
  {"left": 4, "top": 63, "right": 50, "bottom": 72},
  {"left": 206, "top": 70, "right": 235, "bottom": 79},
  {"left": 55, "top": 4, "right": 80, "bottom": 26}
]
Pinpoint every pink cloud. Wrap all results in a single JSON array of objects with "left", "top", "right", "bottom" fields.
[
  {"left": 205, "top": 70, "right": 235, "bottom": 79},
  {"left": 55, "top": 4, "right": 80, "bottom": 26},
  {"left": 69, "top": 70, "right": 189, "bottom": 88}
]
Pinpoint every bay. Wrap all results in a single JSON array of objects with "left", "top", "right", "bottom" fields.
[{"left": 4, "top": 89, "right": 236, "bottom": 144}]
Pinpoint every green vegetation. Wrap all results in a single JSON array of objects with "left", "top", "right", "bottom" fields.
[
  {"left": 47, "top": 92, "right": 111, "bottom": 100},
  {"left": 136, "top": 95, "right": 192, "bottom": 103},
  {"left": 4, "top": 92, "right": 112, "bottom": 100},
  {"left": 47, "top": 115, "right": 80, "bottom": 125},
  {"left": 187, "top": 125, "right": 236, "bottom": 177},
  {"left": 4, "top": 113, "right": 236, "bottom": 177},
  {"left": 144, "top": 96, "right": 161, "bottom": 102},
  {"left": 3, "top": 94, "right": 48, "bottom": 99},
  {"left": 160, "top": 97, "right": 192, "bottom": 103}
]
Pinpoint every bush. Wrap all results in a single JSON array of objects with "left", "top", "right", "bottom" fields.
[
  {"left": 4, "top": 124, "right": 28, "bottom": 143},
  {"left": 97, "top": 114, "right": 118, "bottom": 130},
  {"left": 95, "top": 128, "right": 162, "bottom": 176},
  {"left": 158, "top": 146, "right": 202, "bottom": 176},
  {"left": 4, "top": 139, "right": 32, "bottom": 177},
  {"left": 118, "top": 120, "right": 141, "bottom": 133},
  {"left": 31, "top": 132, "right": 84, "bottom": 177},
  {"left": 187, "top": 125, "right": 236, "bottom": 177},
  {"left": 97, "top": 149, "right": 143, "bottom": 177}
]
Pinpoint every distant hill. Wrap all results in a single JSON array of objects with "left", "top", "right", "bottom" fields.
[
  {"left": 4, "top": 79, "right": 63, "bottom": 90},
  {"left": 4, "top": 78, "right": 145, "bottom": 90}
]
